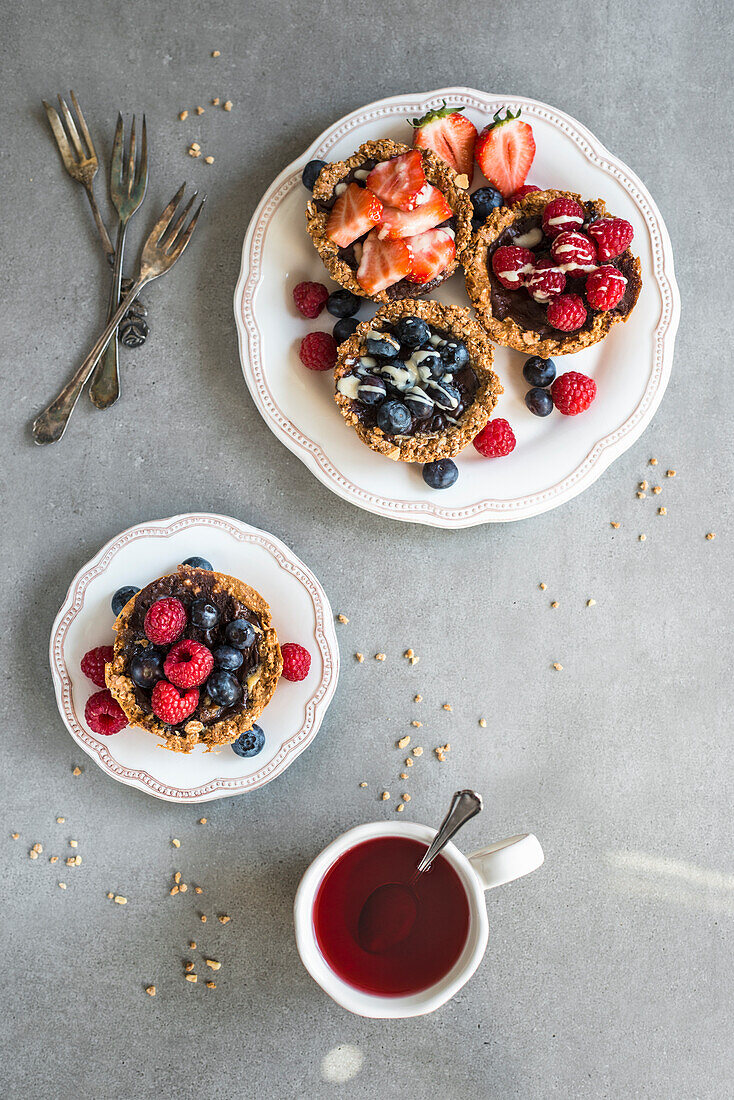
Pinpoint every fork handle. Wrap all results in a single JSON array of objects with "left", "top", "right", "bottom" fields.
[
  {"left": 84, "top": 182, "right": 115, "bottom": 258},
  {"left": 32, "top": 276, "right": 149, "bottom": 445},
  {"left": 89, "top": 220, "right": 127, "bottom": 408}
]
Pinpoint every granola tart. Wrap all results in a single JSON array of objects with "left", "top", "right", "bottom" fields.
[
  {"left": 464, "top": 189, "right": 642, "bottom": 356},
  {"left": 106, "top": 564, "right": 282, "bottom": 753},
  {"left": 334, "top": 299, "right": 501, "bottom": 463},
  {"left": 305, "top": 139, "right": 472, "bottom": 302}
]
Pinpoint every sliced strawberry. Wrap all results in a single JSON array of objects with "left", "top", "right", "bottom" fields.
[
  {"left": 410, "top": 101, "right": 477, "bottom": 181},
  {"left": 376, "top": 186, "right": 452, "bottom": 240},
  {"left": 406, "top": 229, "right": 456, "bottom": 284},
  {"left": 366, "top": 151, "right": 426, "bottom": 211},
  {"left": 474, "top": 108, "right": 536, "bottom": 199},
  {"left": 357, "top": 231, "right": 413, "bottom": 295},
  {"left": 325, "top": 183, "right": 382, "bottom": 248}
]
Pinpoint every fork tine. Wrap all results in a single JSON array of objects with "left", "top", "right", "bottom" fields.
[
  {"left": 110, "top": 113, "right": 124, "bottom": 192},
  {"left": 43, "top": 100, "right": 76, "bottom": 170},
  {"left": 160, "top": 191, "right": 198, "bottom": 248},
  {"left": 69, "top": 91, "right": 96, "bottom": 161},
  {"left": 136, "top": 116, "right": 148, "bottom": 190},
  {"left": 166, "top": 198, "right": 206, "bottom": 260},
  {"left": 127, "top": 115, "right": 136, "bottom": 197},
  {"left": 58, "top": 95, "right": 85, "bottom": 161},
  {"left": 149, "top": 183, "right": 187, "bottom": 244}
]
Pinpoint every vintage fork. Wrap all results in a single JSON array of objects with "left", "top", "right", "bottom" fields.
[
  {"left": 42, "top": 92, "right": 114, "bottom": 258},
  {"left": 32, "top": 185, "right": 205, "bottom": 445},
  {"left": 89, "top": 113, "right": 148, "bottom": 409}
]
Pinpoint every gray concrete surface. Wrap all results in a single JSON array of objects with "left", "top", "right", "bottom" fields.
[{"left": 2, "top": 1, "right": 732, "bottom": 1097}]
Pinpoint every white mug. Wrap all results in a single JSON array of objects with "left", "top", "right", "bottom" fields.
[{"left": 294, "top": 820, "right": 544, "bottom": 1018}]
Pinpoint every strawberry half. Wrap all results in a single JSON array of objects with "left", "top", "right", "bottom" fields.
[
  {"left": 325, "top": 183, "right": 382, "bottom": 248},
  {"left": 474, "top": 108, "right": 536, "bottom": 199},
  {"left": 366, "top": 151, "right": 426, "bottom": 211},
  {"left": 410, "top": 101, "right": 477, "bottom": 182},
  {"left": 357, "top": 230, "right": 413, "bottom": 295},
  {"left": 406, "top": 228, "right": 456, "bottom": 284},
  {"left": 376, "top": 186, "right": 452, "bottom": 240}
]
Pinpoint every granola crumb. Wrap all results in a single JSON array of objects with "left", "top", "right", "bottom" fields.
[
  {"left": 107, "top": 892, "right": 114, "bottom": 899},
  {"left": 204, "top": 155, "right": 214, "bottom": 165},
  {"left": 212, "top": 97, "right": 220, "bottom": 106},
  {"left": 706, "top": 532, "right": 715, "bottom": 541},
  {"left": 359, "top": 781, "right": 367, "bottom": 788},
  {"left": 56, "top": 817, "right": 65, "bottom": 824},
  {"left": 398, "top": 735, "right": 411, "bottom": 749},
  {"left": 551, "top": 601, "right": 559, "bottom": 609},
  {"left": 218, "top": 915, "right": 230, "bottom": 924},
  {"left": 639, "top": 480, "right": 648, "bottom": 491},
  {"left": 179, "top": 883, "right": 188, "bottom": 893},
  {"left": 211, "top": 50, "right": 220, "bottom": 57},
  {"left": 195, "top": 106, "right": 205, "bottom": 115},
  {"left": 72, "top": 767, "right": 82, "bottom": 776},
  {"left": 396, "top": 804, "right": 404, "bottom": 812},
  {"left": 206, "top": 980, "right": 216, "bottom": 988},
  {"left": 443, "top": 703, "right": 452, "bottom": 712},
  {"left": 400, "top": 772, "right": 408, "bottom": 779},
  {"left": 402, "top": 793, "right": 411, "bottom": 802},
  {"left": 58, "top": 882, "right": 66, "bottom": 890},
  {"left": 170, "top": 886, "right": 179, "bottom": 896},
  {"left": 223, "top": 100, "right": 233, "bottom": 112},
  {"left": 114, "top": 895, "right": 127, "bottom": 905},
  {"left": 610, "top": 521, "right": 620, "bottom": 529},
  {"left": 409, "top": 656, "right": 420, "bottom": 665},
  {"left": 185, "top": 974, "right": 197, "bottom": 983},
  {"left": 658, "top": 507, "right": 667, "bottom": 516},
  {"left": 637, "top": 491, "right": 646, "bottom": 499},
  {"left": 184, "top": 961, "right": 194, "bottom": 973},
  {"left": 381, "top": 791, "right": 390, "bottom": 801},
  {"left": 200, "top": 915, "right": 207, "bottom": 922},
  {"left": 404, "top": 649, "right": 414, "bottom": 659},
  {"left": 355, "top": 652, "right": 364, "bottom": 662},
  {"left": 479, "top": 718, "right": 487, "bottom": 728},
  {"left": 189, "top": 941, "right": 197, "bottom": 950},
  {"left": 587, "top": 599, "right": 596, "bottom": 607},
  {"left": 205, "top": 959, "right": 221, "bottom": 971},
  {"left": 552, "top": 663, "right": 563, "bottom": 671},
  {"left": 414, "top": 694, "right": 422, "bottom": 703},
  {"left": 375, "top": 653, "right": 386, "bottom": 661},
  {"left": 11, "top": 833, "right": 19, "bottom": 839},
  {"left": 666, "top": 469, "right": 676, "bottom": 477},
  {"left": 146, "top": 986, "right": 156, "bottom": 996},
  {"left": 178, "top": 110, "right": 188, "bottom": 121},
  {"left": 639, "top": 534, "right": 646, "bottom": 542},
  {"left": 412, "top": 746, "right": 423, "bottom": 757},
  {"left": 174, "top": 872, "right": 181, "bottom": 884},
  {"left": 405, "top": 757, "right": 414, "bottom": 767},
  {"left": 652, "top": 486, "right": 662, "bottom": 494},
  {"left": 172, "top": 838, "right": 181, "bottom": 848},
  {"left": 187, "top": 146, "right": 201, "bottom": 158},
  {"left": 411, "top": 720, "right": 422, "bottom": 728},
  {"left": 649, "top": 458, "right": 658, "bottom": 465},
  {"left": 194, "top": 886, "right": 203, "bottom": 895},
  {"left": 539, "top": 582, "right": 547, "bottom": 590},
  {"left": 199, "top": 818, "right": 207, "bottom": 825},
  {"left": 69, "top": 840, "right": 78, "bottom": 848},
  {"left": 336, "top": 614, "right": 349, "bottom": 624}
]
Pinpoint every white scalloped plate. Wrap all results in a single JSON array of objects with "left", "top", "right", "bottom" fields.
[
  {"left": 234, "top": 88, "right": 680, "bottom": 526},
  {"left": 50, "top": 514, "right": 339, "bottom": 802}
]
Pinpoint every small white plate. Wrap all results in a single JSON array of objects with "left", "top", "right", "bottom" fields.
[
  {"left": 50, "top": 513, "right": 339, "bottom": 802},
  {"left": 234, "top": 87, "right": 680, "bottom": 526}
]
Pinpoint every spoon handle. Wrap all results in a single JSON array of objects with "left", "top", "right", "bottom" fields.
[{"left": 413, "top": 790, "right": 483, "bottom": 880}]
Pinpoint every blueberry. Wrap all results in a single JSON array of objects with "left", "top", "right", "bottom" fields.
[
  {"left": 182, "top": 556, "right": 213, "bottom": 571},
  {"left": 225, "top": 618, "right": 257, "bottom": 650},
  {"left": 412, "top": 349, "right": 444, "bottom": 380},
  {"left": 441, "top": 340, "right": 469, "bottom": 371},
  {"left": 422, "top": 459, "right": 459, "bottom": 490},
  {"left": 301, "top": 159, "right": 326, "bottom": 191},
  {"left": 426, "top": 379, "right": 461, "bottom": 411},
  {"left": 376, "top": 400, "right": 412, "bottom": 435},
  {"left": 333, "top": 317, "right": 359, "bottom": 343},
  {"left": 525, "top": 387, "right": 554, "bottom": 417},
  {"left": 522, "top": 356, "right": 556, "bottom": 388},
  {"left": 357, "top": 375, "right": 387, "bottom": 406},
  {"left": 404, "top": 388, "right": 434, "bottom": 420},
  {"left": 395, "top": 316, "right": 431, "bottom": 348},
  {"left": 380, "top": 361, "right": 415, "bottom": 392},
  {"left": 111, "top": 585, "right": 140, "bottom": 617},
  {"left": 206, "top": 670, "right": 242, "bottom": 708},
  {"left": 130, "top": 650, "right": 165, "bottom": 689},
  {"left": 366, "top": 335, "right": 400, "bottom": 359},
  {"left": 471, "top": 186, "right": 504, "bottom": 220},
  {"left": 231, "top": 724, "right": 265, "bottom": 758},
  {"left": 213, "top": 645, "right": 244, "bottom": 671},
  {"left": 191, "top": 598, "right": 220, "bottom": 630},
  {"left": 326, "top": 289, "right": 360, "bottom": 318}
]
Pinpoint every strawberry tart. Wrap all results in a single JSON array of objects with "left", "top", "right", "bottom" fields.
[{"left": 305, "top": 139, "right": 472, "bottom": 302}]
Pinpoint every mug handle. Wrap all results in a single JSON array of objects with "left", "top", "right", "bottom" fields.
[{"left": 468, "top": 833, "right": 544, "bottom": 891}]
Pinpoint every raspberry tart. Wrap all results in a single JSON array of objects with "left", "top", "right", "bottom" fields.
[
  {"left": 106, "top": 564, "right": 282, "bottom": 753},
  {"left": 334, "top": 299, "right": 502, "bottom": 463},
  {"left": 464, "top": 189, "right": 642, "bottom": 356},
  {"left": 305, "top": 140, "right": 472, "bottom": 302}
]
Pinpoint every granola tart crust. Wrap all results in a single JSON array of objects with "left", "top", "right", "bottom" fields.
[
  {"left": 334, "top": 299, "right": 502, "bottom": 463},
  {"left": 463, "top": 189, "right": 642, "bottom": 357},
  {"left": 305, "top": 139, "right": 473, "bottom": 303},
  {"left": 106, "top": 565, "right": 282, "bottom": 754}
]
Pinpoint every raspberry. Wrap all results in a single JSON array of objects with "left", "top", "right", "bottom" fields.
[
  {"left": 526, "top": 256, "right": 566, "bottom": 303},
  {"left": 81, "top": 646, "right": 113, "bottom": 688},
  {"left": 85, "top": 689, "right": 127, "bottom": 736},
  {"left": 550, "top": 371, "right": 597, "bottom": 415},
  {"left": 144, "top": 598, "right": 187, "bottom": 646},
  {"left": 542, "top": 197, "right": 585, "bottom": 239},
  {"left": 506, "top": 184, "right": 541, "bottom": 204},
  {"left": 585, "top": 265, "right": 627, "bottom": 311},
  {"left": 473, "top": 418, "right": 516, "bottom": 458},
  {"left": 151, "top": 680, "right": 200, "bottom": 725},
  {"left": 164, "top": 639, "right": 214, "bottom": 689},
  {"left": 299, "top": 331, "right": 337, "bottom": 371},
  {"left": 587, "top": 217, "right": 634, "bottom": 262},
  {"left": 280, "top": 642, "right": 311, "bottom": 682},
  {"left": 550, "top": 231, "right": 596, "bottom": 276},
  {"left": 491, "top": 245, "right": 535, "bottom": 290},
  {"left": 546, "top": 293, "right": 587, "bottom": 332},
  {"left": 293, "top": 281, "right": 329, "bottom": 319}
]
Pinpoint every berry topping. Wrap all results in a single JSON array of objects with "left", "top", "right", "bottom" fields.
[
  {"left": 301, "top": 160, "right": 326, "bottom": 191},
  {"left": 470, "top": 185, "right": 504, "bottom": 221},
  {"left": 281, "top": 642, "right": 311, "bottom": 682},
  {"left": 365, "top": 332, "right": 400, "bottom": 358},
  {"left": 525, "top": 388, "right": 554, "bottom": 417},
  {"left": 506, "top": 184, "right": 541, "bottom": 204},
  {"left": 333, "top": 317, "right": 360, "bottom": 343},
  {"left": 549, "top": 231, "right": 596, "bottom": 275},
  {"left": 225, "top": 618, "right": 257, "bottom": 650},
  {"left": 81, "top": 646, "right": 113, "bottom": 688},
  {"left": 474, "top": 108, "right": 536, "bottom": 198},
  {"left": 206, "top": 669, "right": 242, "bottom": 707},
  {"left": 426, "top": 379, "right": 460, "bottom": 411},
  {"left": 85, "top": 689, "right": 128, "bottom": 736},
  {"left": 404, "top": 389, "right": 433, "bottom": 419},
  {"left": 144, "top": 597, "right": 187, "bottom": 646},
  {"left": 376, "top": 399, "right": 412, "bottom": 435},
  {"left": 525, "top": 256, "right": 566, "bottom": 303},
  {"left": 441, "top": 339, "right": 469, "bottom": 370},
  {"left": 376, "top": 185, "right": 452, "bottom": 240},
  {"left": 111, "top": 585, "right": 140, "bottom": 617},
  {"left": 542, "top": 197, "right": 585, "bottom": 238},
  {"left": 231, "top": 724, "right": 265, "bottom": 758},
  {"left": 491, "top": 245, "right": 535, "bottom": 289},
  {"left": 293, "top": 281, "right": 329, "bottom": 318},
  {"left": 182, "top": 556, "right": 213, "bottom": 571},
  {"left": 150, "top": 680, "right": 199, "bottom": 725},
  {"left": 299, "top": 331, "right": 337, "bottom": 371},
  {"left": 326, "top": 289, "right": 360, "bottom": 318},
  {"left": 366, "top": 150, "right": 426, "bottom": 211},
  {"left": 587, "top": 217, "right": 634, "bottom": 262},
  {"left": 213, "top": 645, "right": 244, "bottom": 671},
  {"left": 395, "top": 316, "right": 431, "bottom": 348},
  {"left": 409, "top": 101, "right": 477, "bottom": 180},
  {"left": 356, "top": 232, "right": 413, "bottom": 295},
  {"left": 190, "top": 598, "right": 220, "bottom": 630},
  {"left": 130, "top": 650, "right": 165, "bottom": 689},
  {"left": 325, "top": 183, "right": 382, "bottom": 248},
  {"left": 473, "top": 418, "right": 516, "bottom": 458},
  {"left": 546, "top": 293, "right": 588, "bottom": 332},
  {"left": 405, "top": 228, "right": 456, "bottom": 284},
  {"left": 585, "top": 265, "right": 627, "bottom": 311},
  {"left": 550, "top": 371, "right": 597, "bottom": 415},
  {"left": 164, "top": 639, "right": 214, "bottom": 689},
  {"left": 422, "top": 458, "right": 459, "bottom": 490},
  {"left": 357, "top": 375, "right": 387, "bottom": 406},
  {"left": 523, "top": 356, "right": 556, "bottom": 388}
]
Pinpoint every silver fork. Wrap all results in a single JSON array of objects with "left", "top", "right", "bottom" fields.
[
  {"left": 42, "top": 92, "right": 114, "bottom": 258},
  {"left": 89, "top": 113, "right": 148, "bottom": 409},
  {"left": 32, "top": 185, "right": 205, "bottom": 445}
]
